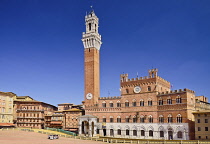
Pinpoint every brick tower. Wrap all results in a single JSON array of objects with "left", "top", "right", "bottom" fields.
[{"left": 82, "top": 10, "right": 102, "bottom": 107}]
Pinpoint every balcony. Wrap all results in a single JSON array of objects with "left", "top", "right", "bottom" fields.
[{"left": 17, "top": 109, "right": 44, "bottom": 112}]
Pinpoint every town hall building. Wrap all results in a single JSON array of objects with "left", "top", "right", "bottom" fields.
[{"left": 78, "top": 10, "right": 210, "bottom": 140}]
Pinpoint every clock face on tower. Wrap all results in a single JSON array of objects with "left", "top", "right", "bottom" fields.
[
  {"left": 134, "top": 86, "right": 141, "bottom": 93},
  {"left": 86, "top": 93, "right": 93, "bottom": 100}
]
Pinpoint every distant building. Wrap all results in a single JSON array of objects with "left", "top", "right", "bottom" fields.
[
  {"left": 78, "top": 10, "right": 210, "bottom": 140},
  {"left": 193, "top": 111, "right": 210, "bottom": 140},
  {"left": 63, "top": 108, "right": 84, "bottom": 132},
  {"left": 14, "top": 95, "right": 57, "bottom": 129},
  {"left": 0, "top": 91, "right": 15, "bottom": 128},
  {"left": 58, "top": 103, "right": 74, "bottom": 111},
  {"left": 45, "top": 103, "right": 84, "bottom": 133}
]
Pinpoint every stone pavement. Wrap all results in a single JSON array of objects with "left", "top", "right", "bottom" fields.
[{"left": 0, "top": 130, "right": 104, "bottom": 144}]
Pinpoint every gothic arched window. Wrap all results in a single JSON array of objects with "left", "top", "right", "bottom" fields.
[
  {"left": 125, "top": 116, "right": 130, "bottom": 123},
  {"left": 132, "top": 99, "right": 136, "bottom": 107},
  {"left": 117, "top": 116, "right": 121, "bottom": 123},
  {"left": 125, "top": 100, "right": 129, "bottom": 107},
  {"left": 148, "top": 115, "right": 153, "bottom": 123},
  {"left": 159, "top": 97, "right": 163, "bottom": 105},
  {"left": 149, "top": 130, "right": 153, "bottom": 137},
  {"left": 159, "top": 115, "right": 164, "bottom": 123},
  {"left": 133, "top": 130, "right": 137, "bottom": 136},
  {"left": 109, "top": 101, "right": 113, "bottom": 107},
  {"left": 110, "top": 116, "right": 113, "bottom": 123},
  {"left": 177, "top": 131, "right": 183, "bottom": 138},
  {"left": 140, "top": 115, "right": 145, "bottom": 123},
  {"left": 133, "top": 115, "right": 137, "bottom": 123},
  {"left": 148, "top": 99, "right": 153, "bottom": 106},
  {"left": 176, "top": 114, "right": 182, "bottom": 123},
  {"left": 148, "top": 86, "right": 151, "bottom": 91},
  {"left": 102, "top": 101, "right": 106, "bottom": 108},
  {"left": 89, "top": 23, "right": 91, "bottom": 31},
  {"left": 126, "top": 129, "right": 130, "bottom": 135},
  {"left": 167, "top": 97, "right": 172, "bottom": 104},
  {"left": 176, "top": 95, "right": 182, "bottom": 103},
  {"left": 117, "top": 129, "right": 121, "bottom": 135},
  {"left": 140, "top": 99, "right": 144, "bottom": 106},
  {"left": 168, "top": 114, "right": 173, "bottom": 123}
]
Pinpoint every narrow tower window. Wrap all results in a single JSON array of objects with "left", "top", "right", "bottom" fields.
[
  {"left": 89, "top": 23, "right": 91, "bottom": 31},
  {"left": 95, "top": 24, "right": 97, "bottom": 32}
]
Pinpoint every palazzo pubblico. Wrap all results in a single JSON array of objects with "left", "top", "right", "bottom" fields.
[
  {"left": 78, "top": 10, "right": 210, "bottom": 140},
  {"left": 1, "top": 9, "right": 209, "bottom": 141}
]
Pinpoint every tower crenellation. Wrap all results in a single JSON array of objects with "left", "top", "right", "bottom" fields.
[{"left": 82, "top": 10, "right": 102, "bottom": 50}]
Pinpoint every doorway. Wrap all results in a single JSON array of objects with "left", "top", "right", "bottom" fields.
[
  {"left": 168, "top": 128, "right": 173, "bottom": 140},
  {"left": 103, "top": 129, "right": 106, "bottom": 136},
  {"left": 110, "top": 129, "right": 114, "bottom": 136}
]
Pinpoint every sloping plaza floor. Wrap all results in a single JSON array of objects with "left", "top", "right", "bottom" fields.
[{"left": 0, "top": 130, "right": 104, "bottom": 144}]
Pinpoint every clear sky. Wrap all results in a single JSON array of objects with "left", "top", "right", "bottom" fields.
[{"left": 0, "top": 0, "right": 209, "bottom": 106}]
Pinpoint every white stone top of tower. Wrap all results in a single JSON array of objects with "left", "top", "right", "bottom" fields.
[{"left": 82, "top": 9, "right": 102, "bottom": 50}]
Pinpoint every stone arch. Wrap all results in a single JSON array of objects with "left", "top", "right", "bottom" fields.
[
  {"left": 147, "top": 125, "right": 154, "bottom": 131},
  {"left": 167, "top": 126, "right": 174, "bottom": 132},
  {"left": 158, "top": 126, "right": 165, "bottom": 131},
  {"left": 140, "top": 125, "right": 146, "bottom": 131},
  {"left": 109, "top": 125, "right": 114, "bottom": 129},
  {"left": 132, "top": 125, "right": 138, "bottom": 130},
  {"left": 125, "top": 125, "right": 130, "bottom": 130},
  {"left": 117, "top": 125, "right": 122, "bottom": 130}
]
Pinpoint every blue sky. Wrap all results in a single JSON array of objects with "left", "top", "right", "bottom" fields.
[{"left": 0, "top": 0, "right": 209, "bottom": 106}]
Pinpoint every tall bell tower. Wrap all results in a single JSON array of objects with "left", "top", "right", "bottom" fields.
[{"left": 82, "top": 9, "right": 102, "bottom": 107}]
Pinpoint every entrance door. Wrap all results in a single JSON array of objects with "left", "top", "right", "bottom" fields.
[
  {"left": 168, "top": 130, "right": 173, "bottom": 140},
  {"left": 103, "top": 129, "right": 106, "bottom": 136},
  {"left": 82, "top": 121, "right": 89, "bottom": 136},
  {"left": 110, "top": 129, "right": 114, "bottom": 136}
]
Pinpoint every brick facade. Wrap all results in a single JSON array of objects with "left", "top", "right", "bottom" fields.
[{"left": 79, "top": 10, "right": 210, "bottom": 140}]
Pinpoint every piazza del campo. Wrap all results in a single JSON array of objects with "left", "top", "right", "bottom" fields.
[{"left": 0, "top": 1, "right": 210, "bottom": 143}]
